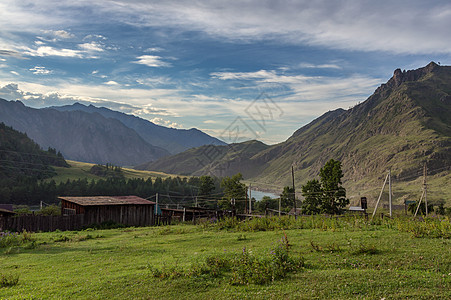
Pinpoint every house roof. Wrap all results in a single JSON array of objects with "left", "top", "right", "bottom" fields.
[
  {"left": 0, "top": 208, "right": 15, "bottom": 215},
  {"left": 59, "top": 196, "right": 156, "bottom": 206}
]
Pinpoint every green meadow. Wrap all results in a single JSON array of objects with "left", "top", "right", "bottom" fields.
[
  {"left": 1, "top": 216, "right": 450, "bottom": 299},
  {"left": 49, "top": 160, "right": 174, "bottom": 183}
]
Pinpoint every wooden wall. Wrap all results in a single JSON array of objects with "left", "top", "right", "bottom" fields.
[{"left": 0, "top": 205, "right": 155, "bottom": 232}]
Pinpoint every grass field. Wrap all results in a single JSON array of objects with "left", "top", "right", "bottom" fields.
[
  {"left": 49, "top": 160, "right": 173, "bottom": 183},
  {"left": 1, "top": 216, "right": 450, "bottom": 299}
]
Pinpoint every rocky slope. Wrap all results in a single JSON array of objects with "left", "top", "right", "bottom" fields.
[{"left": 142, "top": 62, "right": 451, "bottom": 203}]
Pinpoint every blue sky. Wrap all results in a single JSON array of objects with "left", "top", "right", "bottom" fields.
[{"left": 1, "top": 1, "right": 450, "bottom": 144}]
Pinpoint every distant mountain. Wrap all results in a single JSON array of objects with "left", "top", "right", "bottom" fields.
[
  {"left": 137, "top": 140, "right": 269, "bottom": 178},
  {"left": 141, "top": 62, "right": 451, "bottom": 203},
  {"left": 51, "top": 103, "right": 226, "bottom": 155},
  {"left": 0, "top": 99, "right": 169, "bottom": 166}
]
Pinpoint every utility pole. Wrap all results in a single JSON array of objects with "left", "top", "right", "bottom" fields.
[
  {"left": 231, "top": 198, "right": 236, "bottom": 218},
  {"left": 292, "top": 165, "right": 296, "bottom": 219},
  {"left": 279, "top": 197, "right": 281, "bottom": 217},
  {"left": 249, "top": 184, "right": 252, "bottom": 215},
  {"left": 389, "top": 168, "right": 392, "bottom": 217},
  {"left": 424, "top": 163, "right": 428, "bottom": 216},
  {"left": 245, "top": 187, "right": 248, "bottom": 215},
  {"left": 371, "top": 172, "right": 389, "bottom": 221},
  {"left": 414, "top": 163, "right": 429, "bottom": 217},
  {"left": 155, "top": 193, "right": 159, "bottom": 215}
]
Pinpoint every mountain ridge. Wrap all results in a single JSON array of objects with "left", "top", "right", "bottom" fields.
[
  {"left": 0, "top": 99, "right": 170, "bottom": 166},
  {"left": 51, "top": 102, "right": 226, "bottom": 155},
  {"left": 141, "top": 62, "right": 451, "bottom": 204}
]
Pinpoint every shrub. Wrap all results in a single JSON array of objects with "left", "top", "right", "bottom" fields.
[
  {"left": 37, "top": 204, "right": 61, "bottom": 216},
  {"left": 149, "top": 234, "right": 304, "bottom": 285},
  {"left": 0, "top": 232, "right": 20, "bottom": 248},
  {"left": 0, "top": 273, "right": 19, "bottom": 287},
  {"left": 350, "top": 243, "right": 380, "bottom": 255}
]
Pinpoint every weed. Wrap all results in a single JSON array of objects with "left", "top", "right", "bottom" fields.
[
  {"left": 350, "top": 243, "right": 379, "bottom": 255},
  {"left": 0, "top": 232, "right": 20, "bottom": 248},
  {"left": 0, "top": 273, "right": 19, "bottom": 287},
  {"left": 237, "top": 234, "right": 247, "bottom": 241},
  {"left": 310, "top": 241, "right": 323, "bottom": 252},
  {"left": 24, "top": 241, "right": 38, "bottom": 250}
]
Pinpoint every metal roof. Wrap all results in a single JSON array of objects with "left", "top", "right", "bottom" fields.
[
  {"left": 59, "top": 196, "right": 155, "bottom": 206},
  {"left": 0, "top": 208, "right": 15, "bottom": 215}
]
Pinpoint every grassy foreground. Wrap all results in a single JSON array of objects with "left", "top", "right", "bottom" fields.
[{"left": 1, "top": 216, "right": 450, "bottom": 299}]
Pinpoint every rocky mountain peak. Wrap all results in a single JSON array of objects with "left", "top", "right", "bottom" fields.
[
  {"left": 390, "top": 61, "right": 439, "bottom": 88},
  {"left": 374, "top": 62, "right": 440, "bottom": 95}
]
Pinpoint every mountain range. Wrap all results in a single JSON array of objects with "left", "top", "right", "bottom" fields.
[
  {"left": 51, "top": 103, "right": 225, "bottom": 154},
  {"left": 0, "top": 100, "right": 224, "bottom": 166},
  {"left": 141, "top": 62, "right": 451, "bottom": 204}
]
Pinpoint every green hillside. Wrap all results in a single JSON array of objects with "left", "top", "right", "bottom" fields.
[
  {"left": 138, "top": 140, "right": 269, "bottom": 178},
  {"left": 141, "top": 62, "right": 451, "bottom": 206},
  {"left": 50, "top": 160, "right": 173, "bottom": 183},
  {"left": 0, "top": 122, "right": 68, "bottom": 182}
]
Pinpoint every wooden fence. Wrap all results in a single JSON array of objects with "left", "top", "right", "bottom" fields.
[
  {"left": 0, "top": 213, "right": 171, "bottom": 232},
  {"left": 0, "top": 215, "right": 86, "bottom": 232},
  {"left": 154, "top": 215, "right": 172, "bottom": 226}
]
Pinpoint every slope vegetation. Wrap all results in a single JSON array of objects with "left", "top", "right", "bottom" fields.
[{"left": 143, "top": 62, "right": 451, "bottom": 204}]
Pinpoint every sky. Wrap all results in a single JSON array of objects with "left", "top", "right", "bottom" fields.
[{"left": 0, "top": 0, "right": 450, "bottom": 144}]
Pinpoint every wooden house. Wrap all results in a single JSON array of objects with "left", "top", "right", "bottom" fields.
[{"left": 59, "top": 196, "right": 155, "bottom": 227}]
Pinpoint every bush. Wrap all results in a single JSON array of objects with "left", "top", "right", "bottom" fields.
[
  {"left": 149, "top": 234, "right": 304, "bottom": 285},
  {"left": 0, "top": 231, "right": 20, "bottom": 248},
  {"left": 37, "top": 204, "right": 60, "bottom": 216},
  {"left": 0, "top": 273, "right": 19, "bottom": 287}
]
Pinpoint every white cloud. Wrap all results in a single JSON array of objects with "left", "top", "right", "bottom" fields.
[
  {"left": 43, "top": 30, "right": 74, "bottom": 40},
  {"left": 10, "top": 71, "right": 19, "bottom": 76},
  {"left": 211, "top": 70, "right": 276, "bottom": 80},
  {"left": 84, "top": 34, "right": 107, "bottom": 40},
  {"left": 94, "top": 0, "right": 451, "bottom": 55},
  {"left": 21, "top": 46, "right": 83, "bottom": 58},
  {"left": 29, "top": 66, "right": 52, "bottom": 75},
  {"left": 136, "top": 76, "right": 172, "bottom": 87},
  {"left": 150, "top": 117, "right": 182, "bottom": 128},
  {"left": 105, "top": 80, "right": 119, "bottom": 85},
  {"left": 134, "top": 55, "right": 172, "bottom": 67},
  {"left": 53, "top": 30, "right": 74, "bottom": 39},
  {"left": 298, "top": 63, "right": 342, "bottom": 69},
  {"left": 79, "top": 41, "right": 104, "bottom": 52},
  {"left": 144, "top": 47, "right": 163, "bottom": 53}
]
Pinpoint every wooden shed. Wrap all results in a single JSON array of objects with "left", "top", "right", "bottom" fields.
[{"left": 59, "top": 196, "right": 155, "bottom": 227}]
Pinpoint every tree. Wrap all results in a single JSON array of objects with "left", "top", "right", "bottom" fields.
[
  {"left": 300, "top": 179, "right": 322, "bottom": 214},
  {"left": 300, "top": 159, "right": 349, "bottom": 215},
  {"left": 199, "top": 175, "right": 215, "bottom": 196},
  {"left": 220, "top": 173, "right": 247, "bottom": 212},
  {"left": 280, "top": 186, "right": 295, "bottom": 211},
  {"left": 255, "top": 196, "right": 278, "bottom": 213},
  {"left": 319, "top": 159, "right": 348, "bottom": 214}
]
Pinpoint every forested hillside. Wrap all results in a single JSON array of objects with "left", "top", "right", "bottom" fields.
[{"left": 0, "top": 122, "right": 69, "bottom": 203}]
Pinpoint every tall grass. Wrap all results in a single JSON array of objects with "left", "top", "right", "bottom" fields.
[{"left": 207, "top": 215, "right": 450, "bottom": 238}]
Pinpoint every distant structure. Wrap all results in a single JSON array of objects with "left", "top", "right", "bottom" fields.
[{"left": 59, "top": 196, "right": 155, "bottom": 227}]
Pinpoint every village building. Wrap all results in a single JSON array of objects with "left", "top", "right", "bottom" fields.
[{"left": 59, "top": 195, "right": 155, "bottom": 227}]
